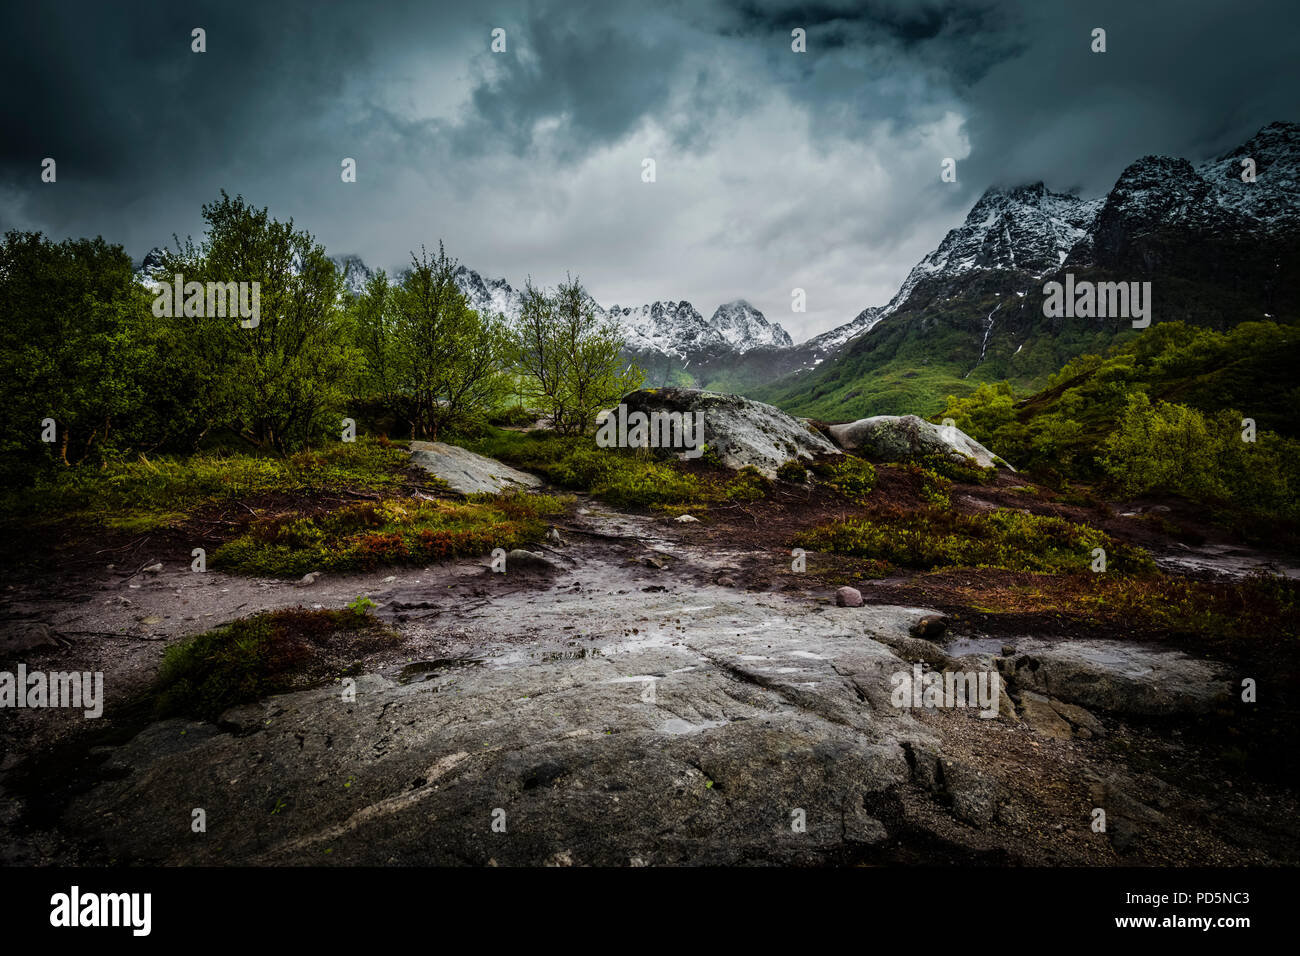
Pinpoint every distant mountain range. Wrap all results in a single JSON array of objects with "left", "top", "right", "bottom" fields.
[
  {"left": 750, "top": 119, "right": 1300, "bottom": 417},
  {"left": 444, "top": 267, "right": 795, "bottom": 361},
  {"left": 137, "top": 121, "right": 1299, "bottom": 418}
]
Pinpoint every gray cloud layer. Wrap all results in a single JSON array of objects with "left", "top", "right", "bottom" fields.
[{"left": 3, "top": 0, "right": 1296, "bottom": 342}]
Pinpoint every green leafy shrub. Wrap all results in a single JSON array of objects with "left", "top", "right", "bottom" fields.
[
  {"left": 347, "top": 595, "right": 378, "bottom": 616},
  {"left": 463, "top": 427, "right": 776, "bottom": 509},
  {"left": 794, "top": 507, "right": 1153, "bottom": 574},
  {"left": 212, "top": 492, "right": 565, "bottom": 575},
  {"left": 722, "top": 466, "right": 770, "bottom": 502},
  {"left": 809, "top": 455, "right": 877, "bottom": 501},
  {"left": 0, "top": 438, "right": 427, "bottom": 532},
  {"left": 917, "top": 453, "right": 996, "bottom": 484},
  {"left": 906, "top": 463, "right": 953, "bottom": 509},
  {"left": 1101, "top": 393, "right": 1300, "bottom": 528},
  {"left": 487, "top": 404, "right": 537, "bottom": 428},
  {"left": 776, "top": 458, "right": 809, "bottom": 482}
]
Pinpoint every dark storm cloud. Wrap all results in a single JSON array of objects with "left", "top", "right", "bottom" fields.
[
  {"left": 1, "top": 0, "right": 1297, "bottom": 342},
  {"left": 951, "top": 0, "right": 1300, "bottom": 195},
  {"left": 2, "top": 2, "right": 366, "bottom": 177},
  {"left": 458, "top": 9, "right": 689, "bottom": 158}
]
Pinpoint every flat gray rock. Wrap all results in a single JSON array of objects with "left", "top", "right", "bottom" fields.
[
  {"left": 828, "top": 414, "right": 1012, "bottom": 470},
  {"left": 61, "top": 587, "right": 943, "bottom": 866},
  {"left": 408, "top": 441, "right": 542, "bottom": 495},
  {"left": 997, "top": 638, "right": 1232, "bottom": 716}
]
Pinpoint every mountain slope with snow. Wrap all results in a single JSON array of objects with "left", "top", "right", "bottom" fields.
[{"left": 752, "top": 120, "right": 1300, "bottom": 419}]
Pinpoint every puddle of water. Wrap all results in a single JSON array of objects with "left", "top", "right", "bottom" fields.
[
  {"left": 657, "top": 717, "right": 726, "bottom": 736},
  {"left": 395, "top": 658, "right": 482, "bottom": 683},
  {"left": 945, "top": 637, "right": 1008, "bottom": 658}
]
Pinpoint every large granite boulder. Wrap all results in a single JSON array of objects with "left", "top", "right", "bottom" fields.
[
  {"left": 618, "top": 388, "right": 839, "bottom": 478},
  {"left": 827, "top": 414, "right": 1012, "bottom": 470}
]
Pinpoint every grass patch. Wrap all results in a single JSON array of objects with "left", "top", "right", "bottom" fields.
[
  {"left": 0, "top": 438, "right": 429, "bottom": 532},
  {"left": 776, "top": 459, "right": 810, "bottom": 482},
  {"left": 212, "top": 491, "right": 567, "bottom": 576},
  {"left": 916, "top": 453, "right": 997, "bottom": 485},
  {"left": 905, "top": 463, "right": 953, "bottom": 509},
  {"left": 808, "top": 455, "right": 877, "bottom": 502},
  {"left": 462, "top": 427, "right": 773, "bottom": 508},
  {"left": 794, "top": 506, "right": 1153, "bottom": 574},
  {"left": 152, "top": 607, "right": 400, "bottom": 721},
  {"left": 925, "top": 569, "right": 1300, "bottom": 666}
]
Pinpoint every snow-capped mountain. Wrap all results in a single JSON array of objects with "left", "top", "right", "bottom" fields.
[
  {"left": 1077, "top": 120, "right": 1300, "bottom": 271},
  {"left": 332, "top": 255, "right": 374, "bottom": 296},
  {"left": 453, "top": 266, "right": 524, "bottom": 320},
  {"left": 750, "top": 120, "right": 1300, "bottom": 419},
  {"left": 453, "top": 267, "right": 794, "bottom": 361},
  {"left": 1196, "top": 120, "right": 1300, "bottom": 230},
  {"left": 900, "top": 183, "right": 1102, "bottom": 299},
  {"left": 776, "top": 183, "right": 1104, "bottom": 371},
  {"left": 606, "top": 301, "right": 714, "bottom": 357},
  {"left": 709, "top": 300, "right": 793, "bottom": 350},
  {"left": 792, "top": 121, "right": 1300, "bottom": 367},
  {"left": 801, "top": 307, "right": 881, "bottom": 354},
  {"left": 129, "top": 121, "right": 1298, "bottom": 401},
  {"left": 138, "top": 245, "right": 167, "bottom": 277}
]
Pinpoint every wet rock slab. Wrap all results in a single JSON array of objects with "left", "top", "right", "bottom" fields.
[
  {"left": 408, "top": 441, "right": 542, "bottom": 495},
  {"left": 997, "top": 638, "right": 1233, "bottom": 716},
  {"left": 61, "top": 591, "right": 944, "bottom": 865}
]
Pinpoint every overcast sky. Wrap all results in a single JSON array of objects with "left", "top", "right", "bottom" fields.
[{"left": 3, "top": 0, "right": 1297, "bottom": 342}]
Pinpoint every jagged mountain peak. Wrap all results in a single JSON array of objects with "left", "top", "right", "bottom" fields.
[
  {"left": 709, "top": 300, "right": 794, "bottom": 350},
  {"left": 606, "top": 300, "right": 715, "bottom": 358},
  {"left": 138, "top": 246, "right": 167, "bottom": 272},
  {"left": 1195, "top": 121, "right": 1300, "bottom": 228},
  {"left": 331, "top": 254, "right": 375, "bottom": 296},
  {"left": 452, "top": 265, "right": 523, "bottom": 319},
  {"left": 879, "top": 180, "right": 1101, "bottom": 322}
]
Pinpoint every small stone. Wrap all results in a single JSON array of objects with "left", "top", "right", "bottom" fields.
[
  {"left": 716, "top": 576, "right": 736, "bottom": 588},
  {"left": 642, "top": 553, "right": 671, "bottom": 569},
  {"left": 1001, "top": 644, "right": 1016, "bottom": 656},
  {"left": 835, "top": 586, "right": 863, "bottom": 607},
  {"left": 141, "top": 563, "right": 163, "bottom": 574},
  {"left": 909, "top": 614, "right": 946, "bottom": 640},
  {"left": 508, "top": 549, "right": 554, "bottom": 569},
  {"left": 382, "top": 575, "right": 396, "bottom": 583}
]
